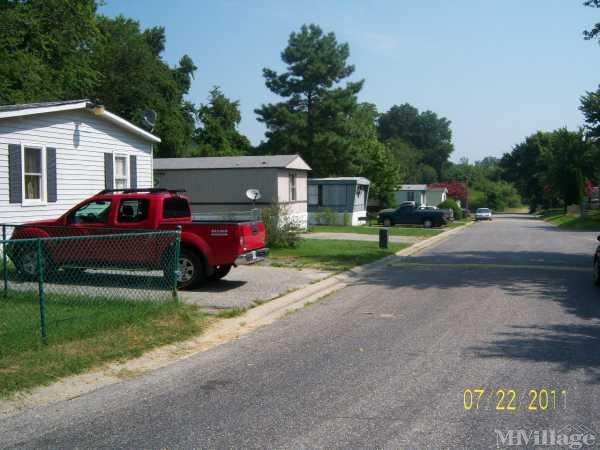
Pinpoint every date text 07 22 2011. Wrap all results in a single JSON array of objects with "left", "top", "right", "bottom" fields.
[{"left": 463, "top": 388, "right": 567, "bottom": 412}]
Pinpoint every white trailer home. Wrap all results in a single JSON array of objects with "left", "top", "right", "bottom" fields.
[{"left": 0, "top": 100, "right": 159, "bottom": 225}]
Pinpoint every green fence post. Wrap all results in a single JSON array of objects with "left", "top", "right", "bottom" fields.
[
  {"left": 37, "top": 239, "right": 47, "bottom": 343},
  {"left": 2, "top": 225, "right": 7, "bottom": 298},
  {"left": 173, "top": 226, "right": 181, "bottom": 302}
]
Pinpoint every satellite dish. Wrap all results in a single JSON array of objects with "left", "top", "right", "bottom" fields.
[
  {"left": 246, "top": 189, "right": 261, "bottom": 201},
  {"left": 142, "top": 109, "right": 157, "bottom": 131}
]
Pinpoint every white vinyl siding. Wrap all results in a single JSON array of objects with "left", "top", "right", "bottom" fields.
[{"left": 0, "top": 110, "right": 153, "bottom": 224}]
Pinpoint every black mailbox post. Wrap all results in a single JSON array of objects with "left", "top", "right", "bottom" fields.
[{"left": 379, "top": 228, "right": 389, "bottom": 249}]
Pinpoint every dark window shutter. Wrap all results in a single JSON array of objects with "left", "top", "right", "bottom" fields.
[
  {"left": 129, "top": 155, "right": 137, "bottom": 188},
  {"left": 46, "top": 147, "right": 57, "bottom": 202},
  {"left": 104, "top": 153, "right": 113, "bottom": 190},
  {"left": 8, "top": 144, "right": 22, "bottom": 203}
]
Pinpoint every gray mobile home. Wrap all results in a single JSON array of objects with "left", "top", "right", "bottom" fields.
[
  {"left": 154, "top": 154, "right": 311, "bottom": 228},
  {"left": 308, "top": 177, "right": 370, "bottom": 226}
]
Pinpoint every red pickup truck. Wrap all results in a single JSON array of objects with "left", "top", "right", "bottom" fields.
[{"left": 9, "top": 189, "right": 268, "bottom": 289}]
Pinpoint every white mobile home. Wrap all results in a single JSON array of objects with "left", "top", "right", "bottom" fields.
[
  {"left": 308, "top": 177, "right": 370, "bottom": 226},
  {"left": 0, "top": 100, "right": 159, "bottom": 225}
]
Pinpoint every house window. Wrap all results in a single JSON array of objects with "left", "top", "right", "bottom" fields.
[
  {"left": 308, "top": 184, "right": 318, "bottom": 205},
  {"left": 289, "top": 172, "right": 297, "bottom": 201},
  {"left": 407, "top": 191, "right": 415, "bottom": 202},
  {"left": 23, "top": 146, "right": 45, "bottom": 202},
  {"left": 114, "top": 155, "right": 128, "bottom": 189}
]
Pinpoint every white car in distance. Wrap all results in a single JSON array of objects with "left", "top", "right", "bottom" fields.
[{"left": 475, "top": 207, "right": 492, "bottom": 221}]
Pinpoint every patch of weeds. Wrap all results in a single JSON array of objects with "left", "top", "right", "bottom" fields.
[{"left": 214, "top": 307, "right": 246, "bottom": 318}]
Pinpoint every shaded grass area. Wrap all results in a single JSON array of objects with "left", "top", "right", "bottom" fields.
[
  {"left": 269, "top": 239, "right": 409, "bottom": 271},
  {"left": 308, "top": 224, "right": 443, "bottom": 237},
  {"left": 542, "top": 210, "right": 600, "bottom": 231},
  {"left": 0, "top": 291, "right": 206, "bottom": 398},
  {"left": 308, "top": 218, "right": 471, "bottom": 236}
]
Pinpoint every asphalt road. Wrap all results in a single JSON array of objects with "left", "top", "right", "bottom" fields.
[{"left": 3, "top": 214, "right": 600, "bottom": 448}]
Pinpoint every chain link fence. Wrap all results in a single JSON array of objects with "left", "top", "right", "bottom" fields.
[{"left": 1, "top": 224, "right": 180, "bottom": 344}]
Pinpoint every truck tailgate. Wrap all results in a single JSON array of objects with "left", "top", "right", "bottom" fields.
[{"left": 238, "top": 221, "right": 266, "bottom": 251}]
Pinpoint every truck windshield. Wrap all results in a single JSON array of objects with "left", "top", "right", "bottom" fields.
[{"left": 70, "top": 200, "right": 112, "bottom": 224}]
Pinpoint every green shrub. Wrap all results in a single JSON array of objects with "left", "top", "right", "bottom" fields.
[
  {"left": 438, "top": 198, "right": 463, "bottom": 220},
  {"left": 316, "top": 208, "right": 337, "bottom": 225},
  {"left": 343, "top": 212, "right": 352, "bottom": 226},
  {"left": 261, "top": 204, "right": 303, "bottom": 248}
]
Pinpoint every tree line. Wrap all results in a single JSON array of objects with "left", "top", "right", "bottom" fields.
[
  {"left": 495, "top": 1, "right": 600, "bottom": 212},
  {"left": 0, "top": 0, "right": 466, "bottom": 205},
  {"left": 9, "top": 0, "right": 597, "bottom": 211}
]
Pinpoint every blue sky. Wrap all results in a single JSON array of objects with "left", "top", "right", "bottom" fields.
[{"left": 100, "top": 0, "right": 600, "bottom": 162}]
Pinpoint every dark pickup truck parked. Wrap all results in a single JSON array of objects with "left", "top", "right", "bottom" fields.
[
  {"left": 377, "top": 202, "right": 451, "bottom": 228},
  {"left": 9, "top": 189, "right": 268, "bottom": 289}
]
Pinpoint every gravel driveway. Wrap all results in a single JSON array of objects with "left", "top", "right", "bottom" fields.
[{"left": 179, "top": 265, "right": 332, "bottom": 311}]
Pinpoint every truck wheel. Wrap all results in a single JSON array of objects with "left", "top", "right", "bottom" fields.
[
  {"left": 423, "top": 219, "right": 433, "bottom": 228},
  {"left": 209, "top": 264, "right": 232, "bottom": 281},
  {"left": 12, "top": 248, "right": 55, "bottom": 280},
  {"left": 177, "top": 249, "right": 205, "bottom": 289},
  {"left": 383, "top": 218, "right": 392, "bottom": 227}
]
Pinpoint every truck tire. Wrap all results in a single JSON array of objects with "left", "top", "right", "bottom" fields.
[
  {"left": 12, "top": 247, "right": 55, "bottom": 281},
  {"left": 209, "top": 264, "right": 232, "bottom": 281},
  {"left": 383, "top": 218, "right": 392, "bottom": 227},
  {"left": 423, "top": 219, "right": 433, "bottom": 228},
  {"left": 177, "top": 248, "right": 205, "bottom": 289}
]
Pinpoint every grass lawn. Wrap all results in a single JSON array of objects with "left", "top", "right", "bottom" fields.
[
  {"left": 542, "top": 210, "right": 600, "bottom": 231},
  {"left": 307, "top": 218, "right": 472, "bottom": 237},
  {"left": 268, "top": 239, "right": 409, "bottom": 271},
  {"left": 0, "top": 291, "right": 207, "bottom": 398}
]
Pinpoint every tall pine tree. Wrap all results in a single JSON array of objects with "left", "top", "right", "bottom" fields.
[{"left": 255, "top": 24, "right": 364, "bottom": 176}]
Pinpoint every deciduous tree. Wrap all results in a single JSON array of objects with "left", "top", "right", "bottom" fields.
[
  {"left": 0, "top": 0, "right": 99, "bottom": 104},
  {"left": 378, "top": 103, "right": 454, "bottom": 177},
  {"left": 194, "top": 87, "right": 251, "bottom": 156},
  {"left": 91, "top": 15, "right": 197, "bottom": 157}
]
